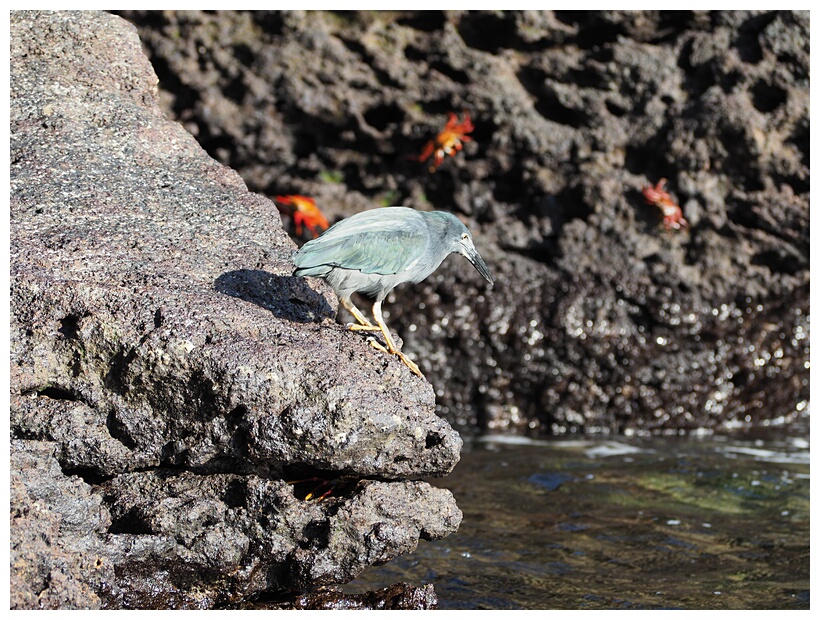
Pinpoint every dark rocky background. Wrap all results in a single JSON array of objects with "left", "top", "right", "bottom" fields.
[
  {"left": 118, "top": 10, "right": 810, "bottom": 435},
  {"left": 8, "top": 9, "right": 810, "bottom": 610}
]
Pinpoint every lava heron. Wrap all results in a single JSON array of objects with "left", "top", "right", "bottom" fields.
[{"left": 292, "top": 207, "right": 493, "bottom": 376}]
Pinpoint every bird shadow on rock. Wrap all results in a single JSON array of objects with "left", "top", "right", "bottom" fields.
[{"left": 215, "top": 269, "right": 335, "bottom": 323}]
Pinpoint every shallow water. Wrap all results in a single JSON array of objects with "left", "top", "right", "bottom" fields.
[{"left": 343, "top": 424, "right": 810, "bottom": 609}]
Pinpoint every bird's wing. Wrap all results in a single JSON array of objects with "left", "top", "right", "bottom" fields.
[
  {"left": 297, "top": 228, "right": 428, "bottom": 275},
  {"left": 294, "top": 209, "right": 429, "bottom": 275}
]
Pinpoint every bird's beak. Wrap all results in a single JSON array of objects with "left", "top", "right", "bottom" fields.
[{"left": 461, "top": 240, "right": 494, "bottom": 287}]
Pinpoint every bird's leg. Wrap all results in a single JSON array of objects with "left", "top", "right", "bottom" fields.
[
  {"left": 372, "top": 300, "right": 423, "bottom": 377},
  {"left": 338, "top": 296, "right": 390, "bottom": 353},
  {"left": 340, "top": 297, "right": 380, "bottom": 331}
]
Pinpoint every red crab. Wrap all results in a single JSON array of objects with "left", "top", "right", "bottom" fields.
[
  {"left": 275, "top": 195, "right": 329, "bottom": 239},
  {"left": 642, "top": 179, "right": 688, "bottom": 231},
  {"left": 418, "top": 112, "right": 474, "bottom": 171}
]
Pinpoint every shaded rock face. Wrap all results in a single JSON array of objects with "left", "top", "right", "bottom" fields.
[
  {"left": 118, "top": 9, "right": 809, "bottom": 434},
  {"left": 10, "top": 11, "right": 461, "bottom": 609}
]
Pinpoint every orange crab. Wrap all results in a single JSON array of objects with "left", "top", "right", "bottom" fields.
[
  {"left": 275, "top": 195, "right": 329, "bottom": 239},
  {"left": 418, "top": 112, "right": 474, "bottom": 171},
  {"left": 642, "top": 179, "right": 688, "bottom": 231}
]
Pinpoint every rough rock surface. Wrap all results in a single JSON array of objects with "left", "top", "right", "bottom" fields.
[
  {"left": 118, "top": 9, "right": 809, "bottom": 434},
  {"left": 10, "top": 10, "right": 461, "bottom": 609}
]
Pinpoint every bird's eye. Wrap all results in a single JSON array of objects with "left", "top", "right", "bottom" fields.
[{"left": 461, "top": 233, "right": 469, "bottom": 241}]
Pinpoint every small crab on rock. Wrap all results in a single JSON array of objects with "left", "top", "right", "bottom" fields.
[
  {"left": 275, "top": 195, "right": 330, "bottom": 239},
  {"left": 642, "top": 179, "right": 688, "bottom": 231},
  {"left": 418, "top": 111, "right": 475, "bottom": 172}
]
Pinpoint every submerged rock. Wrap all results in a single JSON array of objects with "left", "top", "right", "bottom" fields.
[{"left": 10, "top": 10, "right": 461, "bottom": 609}]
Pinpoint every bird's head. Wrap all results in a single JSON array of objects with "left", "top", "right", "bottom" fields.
[{"left": 445, "top": 216, "right": 493, "bottom": 287}]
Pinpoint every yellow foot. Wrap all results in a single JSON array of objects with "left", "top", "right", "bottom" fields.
[
  {"left": 347, "top": 323, "right": 381, "bottom": 331},
  {"left": 396, "top": 351, "right": 423, "bottom": 377},
  {"left": 365, "top": 338, "right": 422, "bottom": 376},
  {"left": 366, "top": 336, "right": 389, "bottom": 354}
]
